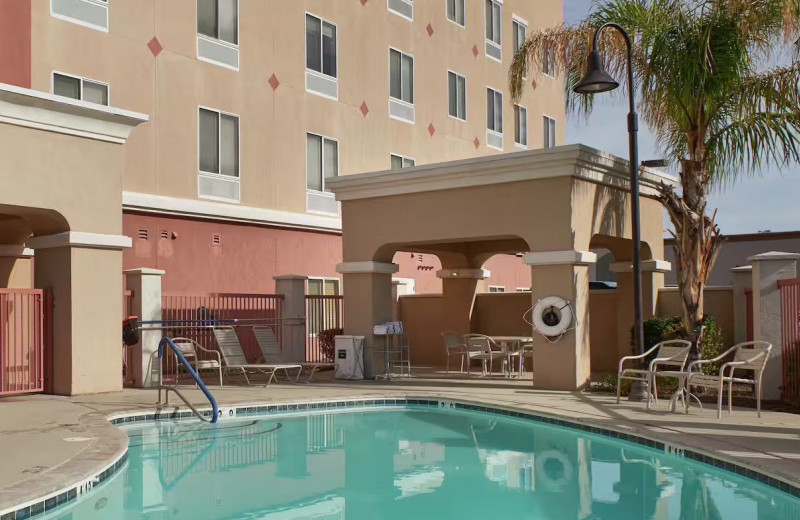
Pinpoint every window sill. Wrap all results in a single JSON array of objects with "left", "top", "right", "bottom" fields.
[
  {"left": 198, "top": 172, "right": 240, "bottom": 203},
  {"left": 305, "top": 70, "right": 339, "bottom": 101},
  {"left": 448, "top": 114, "right": 467, "bottom": 123},
  {"left": 486, "top": 130, "right": 503, "bottom": 150},
  {"left": 485, "top": 40, "right": 502, "bottom": 62},
  {"left": 197, "top": 35, "right": 239, "bottom": 71},
  {"left": 388, "top": 0, "right": 413, "bottom": 21},
  {"left": 389, "top": 98, "right": 415, "bottom": 124},
  {"left": 514, "top": 143, "right": 528, "bottom": 151},
  {"left": 306, "top": 190, "right": 340, "bottom": 215}
]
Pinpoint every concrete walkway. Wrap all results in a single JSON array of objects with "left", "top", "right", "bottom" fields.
[{"left": 2, "top": 372, "right": 800, "bottom": 511}]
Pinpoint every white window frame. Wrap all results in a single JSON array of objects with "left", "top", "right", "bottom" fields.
[
  {"left": 50, "top": 0, "right": 109, "bottom": 33},
  {"left": 307, "top": 277, "right": 341, "bottom": 296},
  {"left": 514, "top": 103, "right": 527, "bottom": 149},
  {"left": 542, "top": 46, "right": 556, "bottom": 78},
  {"left": 512, "top": 15, "right": 527, "bottom": 79},
  {"left": 446, "top": 0, "right": 465, "bottom": 27},
  {"left": 543, "top": 115, "right": 556, "bottom": 149},
  {"left": 447, "top": 70, "right": 467, "bottom": 121},
  {"left": 391, "top": 154, "right": 416, "bottom": 170},
  {"left": 50, "top": 70, "right": 110, "bottom": 105},
  {"left": 516, "top": 287, "right": 531, "bottom": 292},
  {"left": 388, "top": 47, "right": 415, "bottom": 124},
  {"left": 486, "top": 86, "right": 503, "bottom": 150},
  {"left": 196, "top": 0, "right": 240, "bottom": 71},
  {"left": 197, "top": 105, "right": 241, "bottom": 202},
  {"left": 306, "top": 132, "right": 339, "bottom": 194},
  {"left": 485, "top": 0, "right": 502, "bottom": 62},
  {"left": 388, "top": 0, "right": 413, "bottom": 21},
  {"left": 488, "top": 285, "right": 506, "bottom": 293},
  {"left": 305, "top": 12, "right": 338, "bottom": 100}
]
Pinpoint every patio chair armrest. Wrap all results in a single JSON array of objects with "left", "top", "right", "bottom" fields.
[
  {"left": 686, "top": 358, "right": 714, "bottom": 373},
  {"left": 619, "top": 344, "right": 660, "bottom": 372}
]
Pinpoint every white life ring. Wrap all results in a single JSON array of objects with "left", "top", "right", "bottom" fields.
[
  {"left": 532, "top": 296, "right": 573, "bottom": 337},
  {"left": 535, "top": 449, "right": 574, "bottom": 490}
]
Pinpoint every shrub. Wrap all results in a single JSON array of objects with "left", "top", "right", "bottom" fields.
[{"left": 317, "top": 328, "right": 343, "bottom": 362}]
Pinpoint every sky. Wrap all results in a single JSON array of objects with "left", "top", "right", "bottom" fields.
[{"left": 562, "top": 0, "right": 800, "bottom": 235}]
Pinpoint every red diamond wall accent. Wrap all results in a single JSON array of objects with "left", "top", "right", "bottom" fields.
[
  {"left": 531, "top": 79, "right": 537, "bottom": 90},
  {"left": 472, "top": 45, "right": 479, "bottom": 57},
  {"left": 473, "top": 137, "right": 480, "bottom": 149},
  {"left": 428, "top": 123, "right": 435, "bottom": 136},
  {"left": 268, "top": 74, "right": 280, "bottom": 91},
  {"left": 360, "top": 0, "right": 367, "bottom": 5},
  {"left": 426, "top": 24, "right": 434, "bottom": 37},
  {"left": 147, "top": 37, "right": 162, "bottom": 57},
  {"left": 360, "top": 101, "right": 370, "bottom": 117}
]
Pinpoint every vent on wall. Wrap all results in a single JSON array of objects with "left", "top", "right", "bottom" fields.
[
  {"left": 212, "top": 234, "right": 221, "bottom": 246},
  {"left": 138, "top": 229, "right": 148, "bottom": 240},
  {"left": 160, "top": 230, "right": 169, "bottom": 239}
]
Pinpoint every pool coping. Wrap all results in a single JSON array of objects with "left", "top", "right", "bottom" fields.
[{"left": 2, "top": 392, "right": 800, "bottom": 519}]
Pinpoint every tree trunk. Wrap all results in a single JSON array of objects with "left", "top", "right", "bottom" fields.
[{"left": 658, "top": 159, "right": 724, "bottom": 353}]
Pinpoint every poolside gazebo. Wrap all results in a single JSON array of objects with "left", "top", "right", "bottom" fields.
[{"left": 328, "top": 145, "right": 677, "bottom": 390}]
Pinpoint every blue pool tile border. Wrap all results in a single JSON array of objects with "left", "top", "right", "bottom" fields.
[{"left": 5, "top": 395, "right": 800, "bottom": 520}]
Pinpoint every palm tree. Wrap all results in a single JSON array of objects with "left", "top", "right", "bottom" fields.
[{"left": 510, "top": 0, "right": 800, "bottom": 343}]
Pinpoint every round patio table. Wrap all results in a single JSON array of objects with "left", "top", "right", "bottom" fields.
[{"left": 490, "top": 336, "right": 533, "bottom": 378}]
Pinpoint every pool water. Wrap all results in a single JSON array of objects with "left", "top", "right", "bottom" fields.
[{"left": 42, "top": 407, "right": 800, "bottom": 520}]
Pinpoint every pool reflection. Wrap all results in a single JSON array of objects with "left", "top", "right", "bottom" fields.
[{"left": 42, "top": 408, "right": 800, "bottom": 520}]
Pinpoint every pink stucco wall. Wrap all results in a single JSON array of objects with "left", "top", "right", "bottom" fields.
[
  {"left": 0, "top": 0, "right": 31, "bottom": 88},
  {"left": 123, "top": 213, "right": 531, "bottom": 295}
]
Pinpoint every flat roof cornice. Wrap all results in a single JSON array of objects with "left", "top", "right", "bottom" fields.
[
  {"left": 0, "top": 82, "right": 148, "bottom": 144},
  {"left": 329, "top": 144, "right": 679, "bottom": 201}
]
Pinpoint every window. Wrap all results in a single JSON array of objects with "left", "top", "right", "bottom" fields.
[
  {"left": 516, "top": 287, "right": 532, "bottom": 292},
  {"left": 197, "top": 0, "right": 239, "bottom": 69},
  {"left": 51, "top": 0, "right": 109, "bottom": 32},
  {"left": 513, "top": 17, "right": 527, "bottom": 78},
  {"left": 486, "top": 87, "right": 503, "bottom": 149},
  {"left": 543, "top": 46, "right": 555, "bottom": 77},
  {"left": 197, "top": 0, "right": 238, "bottom": 44},
  {"left": 543, "top": 116, "right": 556, "bottom": 149},
  {"left": 488, "top": 286, "right": 505, "bottom": 293},
  {"left": 308, "top": 278, "right": 340, "bottom": 296},
  {"left": 306, "top": 14, "right": 336, "bottom": 79},
  {"left": 485, "top": 0, "right": 502, "bottom": 61},
  {"left": 389, "top": 48, "right": 415, "bottom": 123},
  {"left": 447, "top": 0, "right": 465, "bottom": 26},
  {"left": 388, "top": 0, "right": 413, "bottom": 21},
  {"left": 52, "top": 72, "right": 109, "bottom": 105},
  {"left": 514, "top": 104, "right": 527, "bottom": 147},
  {"left": 306, "top": 133, "right": 338, "bottom": 193},
  {"left": 448, "top": 71, "right": 466, "bottom": 120},
  {"left": 391, "top": 154, "right": 415, "bottom": 171},
  {"left": 198, "top": 107, "right": 240, "bottom": 201}
]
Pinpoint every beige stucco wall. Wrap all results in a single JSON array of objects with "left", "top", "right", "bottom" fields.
[
  {"left": 657, "top": 286, "right": 735, "bottom": 348},
  {"left": 29, "top": 0, "right": 564, "bottom": 218}
]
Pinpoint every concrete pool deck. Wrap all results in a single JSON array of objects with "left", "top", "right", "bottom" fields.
[{"left": 2, "top": 372, "right": 800, "bottom": 512}]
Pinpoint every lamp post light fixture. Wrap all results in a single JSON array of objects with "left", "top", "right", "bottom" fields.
[{"left": 574, "top": 23, "right": 648, "bottom": 402}]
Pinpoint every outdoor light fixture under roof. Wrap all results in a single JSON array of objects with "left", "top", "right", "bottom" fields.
[{"left": 573, "top": 50, "right": 619, "bottom": 94}]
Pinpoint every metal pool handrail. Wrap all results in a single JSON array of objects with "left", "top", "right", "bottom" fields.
[{"left": 157, "top": 336, "right": 219, "bottom": 424}]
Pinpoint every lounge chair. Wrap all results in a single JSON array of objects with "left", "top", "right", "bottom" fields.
[
  {"left": 171, "top": 337, "right": 223, "bottom": 386},
  {"left": 252, "top": 325, "right": 333, "bottom": 382},
  {"left": 617, "top": 339, "right": 692, "bottom": 408},
  {"left": 212, "top": 326, "right": 302, "bottom": 386},
  {"left": 463, "top": 334, "right": 508, "bottom": 377},
  {"left": 441, "top": 331, "right": 467, "bottom": 373},
  {"left": 685, "top": 341, "right": 772, "bottom": 418}
]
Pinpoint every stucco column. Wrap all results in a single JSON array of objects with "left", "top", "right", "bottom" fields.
[
  {"left": 0, "top": 245, "right": 33, "bottom": 289},
  {"left": 30, "top": 232, "right": 131, "bottom": 395},
  {"left": 524, "top": 250, "right": 596, "bottom": 390},
  {"left": 336, "top": 261, "right": 398, "bottom": 379},
  {"left": 750, "top": 252, "right": 800, "bottom": 400},
  {"left": 436, "top": 268, "right": 489, "bottom": 340},
  {"left": 273, "top": 275, "right": 308, "bottom": 362},
  {"left": 124, "top": 267, "right": 165, "bottom": 389},
  {"left": 731, "top": 265, "right": 753, "bottom": 344},
  {"left": 610, "top": 259, "right": 672, "bottom": 361}
]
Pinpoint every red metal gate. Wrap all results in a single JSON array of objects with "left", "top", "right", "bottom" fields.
[
  {"left": 744, "top": 288, "right": 754, "bottom": 342},
  {"left": 779, "top": 278, "right": 800, "bottom": 400},
  {"left": 0, "top": 289, "right": 45, "bottom": 396}
]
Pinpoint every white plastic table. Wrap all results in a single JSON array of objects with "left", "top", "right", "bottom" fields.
[{"left": 490, "top": 336, "right": 533, "bottom": 378}]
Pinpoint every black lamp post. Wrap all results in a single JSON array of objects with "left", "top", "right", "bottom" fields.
[{"left": 574, "top": 23, "right": 648, "bottom": 401}]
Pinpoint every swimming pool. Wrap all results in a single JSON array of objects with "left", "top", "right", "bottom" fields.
[{"left": 26, "top": 403, "right": 800, "bottom": 520}]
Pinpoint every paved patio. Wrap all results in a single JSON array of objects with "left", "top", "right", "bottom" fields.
[{"left": 2, "top": 371, "right": 800, "bottom": 512}]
